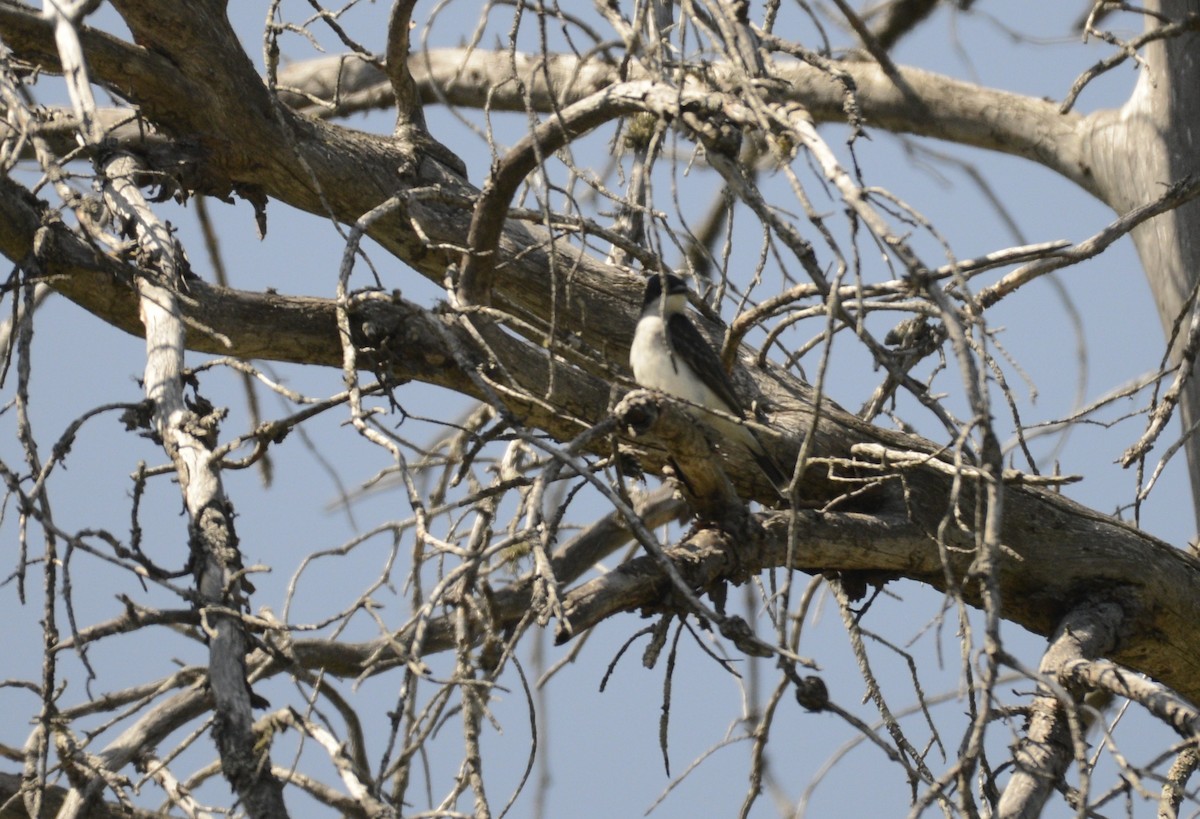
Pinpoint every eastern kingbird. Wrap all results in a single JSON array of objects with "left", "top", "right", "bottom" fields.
[{"left": 630, "top": 274, "right": 787, "bottom": 491}]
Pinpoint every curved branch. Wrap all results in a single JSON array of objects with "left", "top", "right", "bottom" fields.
[
  {"left": 459, "top": 81, "right": 654, "bottom": 304},
  {"left": 457, "top": 76, "right": 794, "bottom": 303},
  {"left": 269, "top": 47, "right": 1099, "bottom": 197}
]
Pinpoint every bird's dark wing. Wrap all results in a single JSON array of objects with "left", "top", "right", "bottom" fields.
[{"left": 667, "top": 312, "right": 746, "bottom": 417}]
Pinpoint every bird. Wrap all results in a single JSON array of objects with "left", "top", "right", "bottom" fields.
[{"left": 629, "top": 273, "right": 787, "bottom": 492}]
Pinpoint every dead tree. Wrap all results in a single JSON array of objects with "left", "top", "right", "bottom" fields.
[{"left": 1, "top": 1, "right": 1200, "bottom": 816}]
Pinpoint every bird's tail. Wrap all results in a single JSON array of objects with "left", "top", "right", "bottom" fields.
[
  {"left": 746, "top": 428, "right": 790, "bottom": 498},
  {"left": 712, "top": 411, "right": 790, "bottom": 497}
]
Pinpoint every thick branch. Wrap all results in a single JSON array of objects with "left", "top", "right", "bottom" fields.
[
  {"left": 0, "top": 13, "right": 1098, "bottom": 373},
  {"left": 100, "top": 155, "right": 287, "bottom": 818},
  {"left": 8, "top": 167, "right": 1200, "bottom": 705},
  {"left": 0, "top": 771, "right": 163, "bottom": 819},
  {"left": 615, "top": 391, "right": 749, "bottom": 519},
  {"left": 0, "top": 172, "right": 804, "bottom": 500},
  {"left": 270, "top": 48, "right": 1098, "bottom": 195},
  {"left": 288, "top": 477, "right": 1200, "bottom": 711},
  {"left": 1084, "top": 0, "right": 1200, "bottom": 531},
  {"left": 997, "top": 602, "right": 1123, "bottom": 819}
]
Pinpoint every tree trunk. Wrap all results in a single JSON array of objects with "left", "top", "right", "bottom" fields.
[{"left": 1087, "top": 0, "right": 1200, "bottom": 531}]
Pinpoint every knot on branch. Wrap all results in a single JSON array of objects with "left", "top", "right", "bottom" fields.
[
  {"left": 182, "top": 393, "right": 226, "bottom": 448},
  {"left": 187, "top": 497, "right": 254, "bottom": 603},
  {"left": 718, "top": 614, "right": 772, "bottom": 657},
  {"left": 679, "top": 100, "right": 742, "bottom": 157},
  {"left": 615, "top": 389, "right": 746, "bottom": 522},
  {"left": 794, "top": 675, "right": 829, "bottom": 712},
  {"left": 349, "top": 291, "right": 454, "bottom": 383}
]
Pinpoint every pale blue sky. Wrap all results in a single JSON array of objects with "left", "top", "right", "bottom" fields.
[{"left": 0, "top": 3, "right": 1186, "bottom": 817}]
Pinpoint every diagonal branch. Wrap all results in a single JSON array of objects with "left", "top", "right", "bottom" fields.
[{"left": 997, "top": 601, "right": 1123, "bottom": 818}]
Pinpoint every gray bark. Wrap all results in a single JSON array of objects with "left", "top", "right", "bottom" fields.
[
  {"left": 3, "top": 2, "right": 1200, "bottom": 816},
  {"left": 1085, "top": 0, "right": 1200, "bottom": 531}
]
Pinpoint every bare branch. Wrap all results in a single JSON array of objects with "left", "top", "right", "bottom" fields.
[
  {"left": 98, "top": 154, "right": 287, "bottom": 817},
  {"left": 998, "top": 601, "right": 1123, "bottom": 818}
]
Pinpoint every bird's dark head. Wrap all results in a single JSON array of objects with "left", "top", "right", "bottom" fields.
[{"left": 641, "top": 274, "right": 690, "bottom": 310}]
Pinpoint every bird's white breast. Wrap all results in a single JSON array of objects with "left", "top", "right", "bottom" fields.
[{"left": 630, "top": 314, "right": 725, "bottom": 408}]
